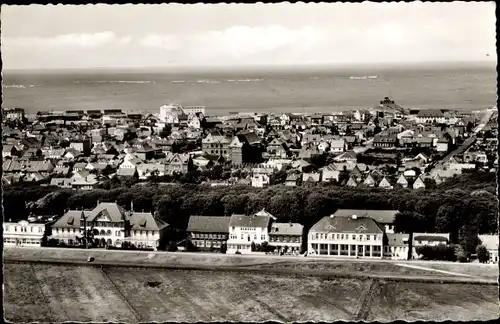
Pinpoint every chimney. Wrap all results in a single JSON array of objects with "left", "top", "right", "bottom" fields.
[{"left": 352, "top": 214, "right": 358, "bottom": 220}]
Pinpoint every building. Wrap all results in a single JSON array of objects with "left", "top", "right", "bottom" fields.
[
  {"left": 3, "top": 108, "right": 25, "bottom": 120},
  {"left": 226, "top": 209, "right": 276, "bottom": 254},
  {"left": 159, "top": 104, "right": 187, "bottom": 124},
  {"left": 269, "top": 222, "right": 304, "bottom": 254},
  {"left": 69, "top": 138, "right": 92, "bottom": 156},
  {"left": 416, "top": 109, "right": 446, "bottom": 124},
  {"left": 187, "top": 216, "right": 231, "bottom": 252},
  {"left": 478, "top": 234, "right": 499, "bottom": 264},
  {"left": 384, "top": 233, "right": 411, "bottom": 260},
  {"left": 373, "top": 134, "right": 398, "bottom": 148},
  {"left": 3, "top": 220, "right": 47, "bottom": 247},
  {"left": 308, "top": 214, "right": 385, "bottom": 258},
  {"left": 51, "top": 202, "right": 169, "bottom": 250},
  {"left": 184, "top": 106, "right": 206, "bottom": 115}
]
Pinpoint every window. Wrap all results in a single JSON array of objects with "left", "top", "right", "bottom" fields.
[
  {"left": 73, "top": 228, "right": 76, "bottom": 233},
  {"left": 315, "top": 233, "right": 319, "bottom": 239},
  {"left": 30, "top": 227, "right": 33, "bottom": 232},
  {"left": 254, "top": 234, "right": 257, "bottom": 240},
  {"left": 352, "top": 234, "right": 356, "bottom": 240},
  {"left": 336, "top": 234, "right": 340, "bottom": 239},
  {"left": 341, "top": 234, "right": 344, "bottom": 240},
  {"left": 367, "top": 235, "right": 370, "bottom": 241},
  {"left": 241, "top": 234, "right": 244, "bottom": 239},
  {"left": 261, "top": 235, "right": 265, "bottom": 240},
  {"left": 14, "top": 227, "right": 17, "bottom": 232}
]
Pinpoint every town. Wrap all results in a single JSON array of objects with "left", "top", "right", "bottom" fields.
[{"left": 2, "top": 99, "right": 498, "bottom": 264}]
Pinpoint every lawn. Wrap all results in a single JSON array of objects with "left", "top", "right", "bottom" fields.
[{"left": 4, "top": 263, "right": 499, "bottom": 322}]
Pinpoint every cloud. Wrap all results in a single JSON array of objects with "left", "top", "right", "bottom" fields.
[{"left": 2, "top": 32, "right": 129, "bottom": 49}]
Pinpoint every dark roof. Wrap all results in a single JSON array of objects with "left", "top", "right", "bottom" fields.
[
  {"left": 187, "top": 216, "right": 231, "bottom": 233},
  {"left": 333, "top": 209, "right": 398, "bottom": 224},
  {"left": 414, "top": 235, "right": 449, "bottom": 242},
  {"left": 310, "top": 216, "right": 384, "bottom": 234},
  {"left": 229, "top": 213, "right": 272, "bottom": 228}
]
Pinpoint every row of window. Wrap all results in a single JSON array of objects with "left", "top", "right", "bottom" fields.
[
  {"left": 311, "top": 243, "right": 382, "bottom": 257},
  {"left": 192, "top": 233, "right": 226, "bottom": 240},
  {"left": 229, "top": 234, "right": 266, "bottom": 241},
  {"left": 4, "top": 238, "right": 41, "bottom": 245},
  {"left": 313, "top": 233, "right": 378, "bottom": 241},
  {"left": 55, "top": 228, "right": 157, "bottom": 237},
  {"left": 228, "top": 244, "right": 251, "bottom": 250},
  {"left": 5, "top": 226, "right": 44, "bottom": 233},
  {"left": 210, "top": 150, "right": 228, "bottom": 155},
  {"left": 193, "top": 240, "right": 222, "bottom": 248},
  {"left": 269, "top": 236, "right": 301, "bottom": 243}
]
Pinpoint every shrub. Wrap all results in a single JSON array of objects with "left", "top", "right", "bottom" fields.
[{"left": 476, "top": 245, "right": 490, "bottom": 263}]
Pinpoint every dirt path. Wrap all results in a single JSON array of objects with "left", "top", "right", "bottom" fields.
[{"left": 354, "top": 279, "right": 379, "bottom": 321}]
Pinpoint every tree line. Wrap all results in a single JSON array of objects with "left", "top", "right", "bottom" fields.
[{"left": 3, "top": 170, "right": 497, "bottom": 256}]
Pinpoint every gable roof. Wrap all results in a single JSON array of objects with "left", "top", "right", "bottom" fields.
[
  {"left": 52, "top": 210, "right": 91, "bottom": 229},
  {"left": 187, "top": 216, "right": 231, "bottom": 233},
  {"left": 87, "top": 202, "right": 129, "bottom": 223},
  {"left": 229, "top": 213, "right": 273, "bottom": 228},
  {"left": 333, "top": 209, "right": 398, "bottom": 224},
  {"left": 310, "top": 216, "right": 384, "bottom": 234},
  {"left": 129, "top": 212, "right": 169, "bottom": 231},
  {"left": 270, "top": 222, "right": 304, "bottom": 236}
]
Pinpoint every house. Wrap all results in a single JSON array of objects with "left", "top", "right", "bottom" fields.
[
  {"left": 202, "top": 131, "right": 232, "bottom": 159},
  {"left": 2, "top": 220, "right": 47, "bottom": 247},
  {"left": 396, "top": 174, "right": 409, "bottom": 188},
  {"left": 302, "top": 172, "right": 321, "bottom": 184},
  {"left": 478, "top": 234, "right": 499, "bottom": 264},
  {"left": 362, "top": 174, "right": 376, "bottom": 187},
  {"left": 285, "top": 173, "right": 300, "bottom": 187},
  {"left": 269, "top": 222, "right": 304, "bottom": 254},
  {"left": 384, "top": 233, "right": 411, "bottom": 260},
  {"left": 116, "top": 167, "right": 138, "bottom": 178},
  {"left": 333, "top": 151, "right": 357, "bottom": 163},
  {"left": 187, "top": 216, "right": 231, "bottom": 252},
  {"left": 378, "top": 177, "right": 393, "bottom": 189},
  {"left": 308, "top": 214, "right": 384, "bottom": 258},
  {"left": 332, "top": 209, "right": 397, "bottom": 234},
  {"left": 330, "top": 140, "right": 346, "bottom": 154},
  {"left": 71, "top": 174, "right": 99, "bottom": 190},
  {"left": 412, "top": 176, "right": 426, "bottom": 189},
  {"left": 165, "top": 153, "right": 191, "bottom": 174},
  {"left": 24, "top": 161, "right": 55, "bottom": 175},
  {"left": 85, "top": 162, "right": 108, "bottom": 173},
  {"left": 127, "top": 211, "right": 169, "bottom": 250},
  {"left": 436, "top": 137, "right": 449, "bottom": 152},
  {"left": 51, "top": 202, "right": 168, "bottom": 250},
  {"left": 373, "top": 134, "right": 397, "bottom": 148},
  {"left": 251, "top": 173, "right": 270, "bottom": 188},
  {"left": 345, "top": 176, "right": 358, "bottom": 187},
  {"left": 226, "top": 209, "right": 276, "bottom": 254},
  {"left": 50, "top": 177, "right": 74, "bottom": 189},
  {"left": 321, "top": 165, "right": 341, "bottom": 183},
  {"left": 413, "top": 233, "right": 450, "bottom": 247},
  {"left": 136, "top": 163, "right": 166, "bottom": 180}
]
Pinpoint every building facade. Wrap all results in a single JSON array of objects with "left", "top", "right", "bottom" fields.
[
  {"left": 187, "top": 216, "right": 231, "bottom": 251},
  {"left": 308, "top": 214, "right": 385, "bottom": 258},
  {"left": 269, "top": 222, "right": 304, "bottom": 253},
  {"left": 3, "top": 220, "right": 46, "bottom": 247},
  {"left": 226, "top": 209, "right": 275, "bottom": 254}
]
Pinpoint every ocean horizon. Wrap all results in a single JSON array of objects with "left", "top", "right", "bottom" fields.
[{"left": 2, "top": 62, "right": 497, "bottom": 116}]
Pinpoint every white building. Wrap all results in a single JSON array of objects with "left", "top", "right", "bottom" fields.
[
  {"left": 478, "top": 234, "right": 499, "bottom": 264},
  {"left": 159, "top": 104, "right": 186, "bottom": 124},
  {"left": 3, "top": 220, "right": 46, "bottom": 247},
  {"left": 51, "top": 202, "right": 169, "bottom": 250},
  {"left": 269, "top": 222, "right": 304, "bottom": 254},
  {"left": 184, "top": 106, "right": 206, "bottom": 115},
  {"left": 226, "top": 209, "right": 276, "bottom": 254},
  {"left": 308, "top": 214, "right": 385, "bottom": 258}
]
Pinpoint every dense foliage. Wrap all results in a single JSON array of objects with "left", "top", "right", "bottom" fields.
[
  {"left": 3, "top": 171, "right": 497, "bottom": 253},
  {"left": 415, "top": 245, "right": 457, "bottom": 261}
]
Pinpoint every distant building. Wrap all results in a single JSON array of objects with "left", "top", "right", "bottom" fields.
[
  {"left": 478, "top": 234, "right": 499, "bottom": 264},
  {"left": 184, "top": 106, "right": 206, "bottom": 115},
  {"left": 187, "top": 216, "right": 231, "bottom": 252}
]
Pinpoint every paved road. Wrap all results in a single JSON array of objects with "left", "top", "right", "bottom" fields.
[{"left": 5, "top": 246, "right": 497, "bottom": 267}]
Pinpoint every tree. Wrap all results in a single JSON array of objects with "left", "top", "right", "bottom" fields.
[
  {"left": 251, "top": 241, "right": 256, "bottom": 252},
  {"left": 159, "top": 125, "right": 172, "bottom": 138},
  {"left": 454, "top": 245, "right": 468, "bottom": 263},
  {"left": 476, "top": 245, "right": 490, "bottom": 263}
]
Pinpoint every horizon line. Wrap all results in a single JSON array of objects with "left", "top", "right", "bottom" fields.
[{"left": 3, "top": 60, "right": 497, "bottom": 72}]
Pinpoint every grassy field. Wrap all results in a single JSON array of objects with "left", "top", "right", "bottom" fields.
[{"left": 4, "top": 263, "right": 499, "bottom": 323}]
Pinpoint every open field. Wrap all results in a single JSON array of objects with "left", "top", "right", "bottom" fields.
[{"left": 4, "top": 263, "right": 498, "bottom": 323}]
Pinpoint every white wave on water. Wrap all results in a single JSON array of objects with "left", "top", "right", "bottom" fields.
[
  {"left": 349, "top": 76, "right": 378, "bottom": 80},
  {"left": 171, "top": 80, "right": 185, "bottom": 83},
  {"left": 3, "top": 84, "right": 27, "bottom": 88},
  {"left": 76, "top": 80, "right": 153, "bottom": 84}
]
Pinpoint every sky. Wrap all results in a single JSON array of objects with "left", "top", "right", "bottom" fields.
[{"left": 1, "top": 2, "right": 497, "bottom": 69}]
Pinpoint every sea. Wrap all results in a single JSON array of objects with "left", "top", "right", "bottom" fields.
[{"left": 2, "top": 63, "right": 497, "bottom": 116}]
